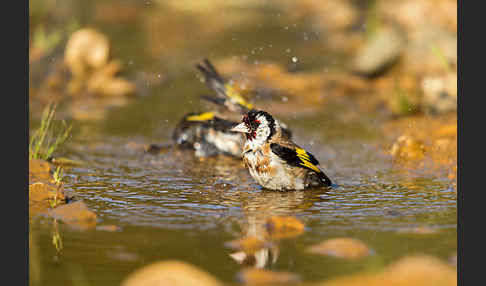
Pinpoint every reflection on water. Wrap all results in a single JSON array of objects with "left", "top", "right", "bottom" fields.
[{"left": 231, "top": 190, "right": 309, "bottom": 268}]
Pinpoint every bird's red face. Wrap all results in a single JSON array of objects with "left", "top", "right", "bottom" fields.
[
  {"left": 231, "top": 113, "right": 261, "bottom": 140},
  {"left": 242, "top": 114, "right": 261, "bottom": 140},
  {"left": 231, "top": 110, "right": 276, "bottom": 144}
]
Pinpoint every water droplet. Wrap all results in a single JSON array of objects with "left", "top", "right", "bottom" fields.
[
  {"left": 292, "top": 57, "right": 298, "bottom": 63},
  {"left": 286, "top": 48, "right": 291, "bottom": 53},
  {"left": 282, "top": 96, "right": 288, "bottom": 102}
]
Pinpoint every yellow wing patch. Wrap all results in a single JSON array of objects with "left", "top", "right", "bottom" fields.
[
  {"left": 295, "top": 148, "right": 321, "bottom": 173},
  {"left": 186, "top": 112, "right": 215, "bottom": 121},
  {"left": 225, "top": 84, "right": 253, "bottom": 109}
]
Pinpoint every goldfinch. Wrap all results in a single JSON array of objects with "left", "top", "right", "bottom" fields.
[
  {"left": 171, "top": 111, "right": 243, "bottom": 157},
  {"left": 231, "top": 110, "right": 332, "bottom": 191}
]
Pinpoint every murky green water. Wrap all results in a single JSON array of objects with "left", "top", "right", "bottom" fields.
[{"left": 30, "top": 1, "right": 456, "bottom": 285}]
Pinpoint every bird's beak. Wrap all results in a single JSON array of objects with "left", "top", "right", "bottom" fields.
[{"left": 230, "top": 122, "right": 250, "bottom": 133}]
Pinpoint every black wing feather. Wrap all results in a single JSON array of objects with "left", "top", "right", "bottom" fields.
[
  {"left": 270, "top": 143, "right": 318, "bottom": 167},
  {"left": 270, "top": 143, "right": 332, "bottom": 186},
  {"left": 195, "top": 59, "right": 225, "bottom": 88},
  {"left": 202, "top": 58, "right": 224, "bottom": 82}
]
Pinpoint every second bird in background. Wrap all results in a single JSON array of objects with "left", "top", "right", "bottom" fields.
[{"left": 170, "top": 58, "right": 292, "bottom": 158}]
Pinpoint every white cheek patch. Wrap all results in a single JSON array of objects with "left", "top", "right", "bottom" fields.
[{"left": 253, "top": 116, "right": 271, "bottom": 145}]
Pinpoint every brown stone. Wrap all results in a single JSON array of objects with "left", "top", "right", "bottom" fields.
[
  {"left": 318, "top": 255, "right": 456, "bottom": 286},
  {"left": 29, "top": 159, "right": 51, "bottom": 182},
  {"left": 236, "top": 268, "right": 300, "bottom": 285},
  {"left": 306, "top": 238, "right": 372, "bottom": 260},
  {"left": 120, "top": 260, "right": 222, "bottom": 286},
  {"left": 265, "top": 216, "right": 305, "bottom": 239},
  {"left": 397, "top": 226, "right": 438, "bottom": 235},
  {"left": 64, "top": 28, "right": 110, "bottom": 79},
  {"left": 47, "top": 201, "right": 97, "bottom": 230},
  {"left": 29, "top": 182, "right": 65, "bottom": 203}
]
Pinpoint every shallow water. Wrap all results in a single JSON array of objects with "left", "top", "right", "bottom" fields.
[
  {"left": 30, "top": 1, "right": 456, "bottom": 285},
  {"left": 30, "top": 110, "right": 456, "bottom": 285}
]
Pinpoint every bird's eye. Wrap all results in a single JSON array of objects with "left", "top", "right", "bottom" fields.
[{"left": 254, "top": 119, "right": 261, "bottom": 125}]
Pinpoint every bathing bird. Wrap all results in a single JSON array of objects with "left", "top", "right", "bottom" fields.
[{"left": 231, "top": 110, "right": 332, "bottom": 190}]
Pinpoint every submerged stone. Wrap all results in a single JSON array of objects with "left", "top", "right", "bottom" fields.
[
  {"left": 397, "top": 226, "right": 438, "bottom": 235},
  {"left": 306, "top": 238, "right": 372, "bottom": 260},
  {"left": 47, "top": 201, "right": 97, "bottom": 230},
  {"left": 265, "top": 216, "right": 305, "bottom": 239},
  {"left": 120, "top": 260, "right": 222, "bottom": 286},
  {"left": 236, "top": 268, "right": 301, "bottom": 285},
  {"left": 317, "top": 255, "right": 456, "bottom": 286}
]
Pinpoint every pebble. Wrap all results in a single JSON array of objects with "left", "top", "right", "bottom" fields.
[
  {"left": 306, "top": 238, "right": 372, "bottom": 260},
  {"left": 120, "top": 260, "right": 222, "bottom": 286}
]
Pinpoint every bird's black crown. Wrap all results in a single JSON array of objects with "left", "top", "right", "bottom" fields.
[{"left": 243, "top": 110, "right": 276, "bottom": 140}]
